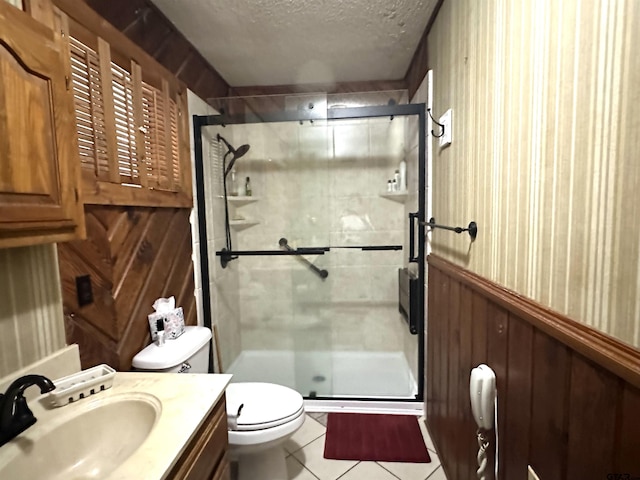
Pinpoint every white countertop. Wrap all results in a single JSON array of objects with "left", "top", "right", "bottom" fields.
[{"left": 0, "top": 372, "right": 232, "bottom": 480}]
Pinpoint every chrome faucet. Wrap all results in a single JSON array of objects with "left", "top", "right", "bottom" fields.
[{"left": 0, "top": 375, "right": 55, "bottom": 447}]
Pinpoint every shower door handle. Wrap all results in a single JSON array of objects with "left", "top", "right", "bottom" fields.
[{"left": 408, "top": 212, "right": 419, "bottom": 263}]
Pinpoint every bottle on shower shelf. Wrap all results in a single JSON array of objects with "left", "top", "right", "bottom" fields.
[
  {"left": 399, "top": 159, "right": 407, "bottom": 191},
  {"left": 229, "top": 168, "right": 239, "bottom": 196},
  {"left": 245, "top": 176, "right": 252, "bottom": 196}
]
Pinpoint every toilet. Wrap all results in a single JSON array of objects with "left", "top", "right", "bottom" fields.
[{"left": 132, "top": 326, "right": 305, "bottom": 480}]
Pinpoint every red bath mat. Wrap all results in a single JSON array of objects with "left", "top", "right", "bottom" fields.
[{"left": 323, "top": 413, "right": 431, "bottom": 463}]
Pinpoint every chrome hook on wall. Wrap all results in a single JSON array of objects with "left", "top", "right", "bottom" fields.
[{"left": 426, "top": 108, "right": 445, "bottom": 138}]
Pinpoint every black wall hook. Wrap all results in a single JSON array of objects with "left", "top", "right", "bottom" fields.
[
  {"left": 423, "top": 217, "right": 478, "bottom": 240},
  {"left": 426, "top": 108, "right": 445, "bottom": 138}
]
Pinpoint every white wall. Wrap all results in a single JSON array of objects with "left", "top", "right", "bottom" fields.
[{"left": 0, "top": 244, "right": 66, "bottom": 378}]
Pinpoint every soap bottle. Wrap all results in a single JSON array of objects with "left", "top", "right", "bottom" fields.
[
  {"left": 229, "top": 168, "right": 239, "bottom": 196},
  {"left": 245, "top": 176, "right": 252, "bottom": 196}
]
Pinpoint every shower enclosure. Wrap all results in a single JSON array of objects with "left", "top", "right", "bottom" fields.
[{"left": 193, "top": 92, "right": 426, "bottom": 402}]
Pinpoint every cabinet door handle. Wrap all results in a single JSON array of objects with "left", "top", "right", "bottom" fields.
[{"left": 178, "top": 362, "right": 191, "bottom": 373}]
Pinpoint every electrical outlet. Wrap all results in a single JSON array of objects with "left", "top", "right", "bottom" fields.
[
  {"left": 439, "top": 108, "right": 453, "bottom": 147},
  {"left": 528, "top": 465, "right": 541, "bottom": 480},
  {"left": 76, "top": 275, "right": 94, "bottom": 307}
]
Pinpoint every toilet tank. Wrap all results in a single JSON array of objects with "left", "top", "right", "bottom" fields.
[{"left": 131, "top": 326, "right": 212, "bottom": 373}]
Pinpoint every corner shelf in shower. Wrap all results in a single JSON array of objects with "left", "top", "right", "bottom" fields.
[
  {"left": 379, "top": 191, "right": 408, "bottom": 203},
  {"left": 227, "top": 196, "right": 259, "bottom": 206},
  {"left": 229, "top": 219, "right": 259, "bottom": 231}
]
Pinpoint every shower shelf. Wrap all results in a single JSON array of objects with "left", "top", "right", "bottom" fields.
[
  {"left": 379, "top": 191, "right": 408, "bottom": 203},
  {"left": 229, "top": 220, "right": 259, "bottom": 231},
  {"left": 227, "top": 196, "right": 259, "bottom": 206}
]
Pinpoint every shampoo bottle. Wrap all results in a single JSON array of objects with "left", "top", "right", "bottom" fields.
[
  {"left": 229, "top": 169, "right": 239, "bottom": 196},
  {"left": 399, "top": 160, "right": 407, "bottom": 191}
]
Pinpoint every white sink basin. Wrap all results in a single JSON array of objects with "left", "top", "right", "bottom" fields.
[{"left": 0, "top": 393, "right": 161, "bottom": 480}]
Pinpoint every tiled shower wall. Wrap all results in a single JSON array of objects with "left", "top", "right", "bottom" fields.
[{"left": 216, "top": 114, "right": 418, "bottom": 367}]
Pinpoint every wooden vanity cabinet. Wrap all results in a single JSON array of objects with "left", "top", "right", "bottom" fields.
[
  {"left": 168, "top": 395, "right": 231, "bottom": 480},
  {"left": 0, "top": 2, "right": 84, "bottom": 248}
]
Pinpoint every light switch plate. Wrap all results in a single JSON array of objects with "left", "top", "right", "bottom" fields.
[
  {"left": 528, "top": 465, "right": 541, "bottom": 480},
  {"left": 439, "top": 108, "right": 452, "bottom": 147}
]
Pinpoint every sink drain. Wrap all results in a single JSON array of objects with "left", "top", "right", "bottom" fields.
[{"left": 312, "top": 375, "right": 326, "bottom": 383}]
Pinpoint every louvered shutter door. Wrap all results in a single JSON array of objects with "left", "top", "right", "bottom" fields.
[
  {"left": 69, "top": 36, "right": 109, "bottom": 180},
  {"left": 111, "top": 62, "right": 140, "bottom": 184}
]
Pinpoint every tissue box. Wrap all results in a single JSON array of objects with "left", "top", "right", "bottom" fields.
[{"left": 148, "top": 307, "right": 185, "bottom": 340}]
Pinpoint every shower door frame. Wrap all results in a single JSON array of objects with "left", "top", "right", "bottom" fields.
[{"left": 193, "top": 103, "right": 427, "bottom": 402}]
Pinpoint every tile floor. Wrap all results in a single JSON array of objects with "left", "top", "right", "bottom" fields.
[{"left": 280, "top": 413, "right": 448, "bottom": 480}]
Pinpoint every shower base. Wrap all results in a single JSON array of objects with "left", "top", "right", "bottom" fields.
[{"left": 226, "top": 350, "right": 417, "bottom": 399}]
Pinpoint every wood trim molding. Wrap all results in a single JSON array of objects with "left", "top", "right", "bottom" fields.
[
  {"left": 82, "top": 179, "right": 192, "bottom": 208},
  {"left": 428, "top": 254, "right": 640, "bottom": 388},
  {"left": 404, "top": 0, "right": 444, "bottom": 99},
  {"left": 228, "top": 80, "right": 408, "bottom": 98}
]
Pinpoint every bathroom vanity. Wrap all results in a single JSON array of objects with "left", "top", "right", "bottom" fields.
[
  {"left": 168, "top": 393, "right": 230, "bottom": 479},
  {"left": 0, "top": 371, "right": 232, "bottom": 480}
]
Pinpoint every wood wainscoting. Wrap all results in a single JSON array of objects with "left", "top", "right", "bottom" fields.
[
  {"left": 57, "top": 205, "right": 197, "bottom": 370},
  {"left": 426, "top": 255, "right": 640, "bottom": 480}
]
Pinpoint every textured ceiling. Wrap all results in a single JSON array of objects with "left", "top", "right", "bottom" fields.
[{"left": 150, "top": 0, "right": 438, "bottom": 87}]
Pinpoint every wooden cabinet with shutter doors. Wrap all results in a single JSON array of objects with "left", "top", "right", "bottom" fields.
[{"left": 0, "top": 1, "right": 85, "bottom": 248}]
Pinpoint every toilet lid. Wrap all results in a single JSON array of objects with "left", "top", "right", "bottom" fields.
[{"left": 226, "top": 382, "right": 304, "bottom": 431}]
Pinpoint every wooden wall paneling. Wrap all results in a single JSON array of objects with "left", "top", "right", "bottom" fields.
[
  {"left": 528, "top": 331, "right": 570, "bottom": 480},
  {"left": 427, "top": 256, "right": 640, "bottom": 480},
  {"left": 469, "top": 289, "right": 488, "bottom": 476},
  {"left": 426, "top": 265, "right": 437, "bottom": 429},
  {"left": 486, "top": 304, "right": 508, "bottom": 477},
  {"left": 115, "top": 209, "right": 194, "bottom": 367},
  {"left": 566, "top": 355, "right": 619, "bottom": 480},
  {"left": 503, "top": 316, "right": 533, "bottom": 480},
  {"left": 615, "top": 385, "right": 640, "bottom": 472},
  {"left": 112, "top": 208, "right": 178, "bottom": 330},
  {"left": 58, "top": 215, "right": 116, "bottom": 340},
  {"left": 59, "top": 206, "right": 197, "bottom": 370},
  {"left": 445, "top": 279, "right": 461, "bottom": 480},
  {"left": 110, "top": 209, "right": 153, "bottom": 284},
  {"left": 457, "top": 284, "right": 474, "bottom": 480},
  {"left": 81, "top": 0, "right": 230, "bottom": 100},
  {"left": 228, "top": 80, "right": 409, "bottom": 98},
  {"left": 437, "top": 271, "right": 450, "bottom": 465}
]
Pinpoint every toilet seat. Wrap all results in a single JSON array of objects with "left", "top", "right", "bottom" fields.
[{"left": 226, "top": 382, "right": 304, "bottom": 431}]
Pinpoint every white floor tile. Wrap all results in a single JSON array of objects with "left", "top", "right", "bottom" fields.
[
  {"left": 292, "top": 436, "right": 358, "bottom": 480},
  {"left": 425, "top": 466, "right": 448, "bottom": 480},
  {"left": 287, "top": 455, "right": 320, "bottom": 480},
  {"left": 378, "top": 450, "right": 441, "bottom": 480},
  {"left": 338, "top": 462, "right": 399, "bottom": 480},
  {"left": 417, "top": 417, "right": 437, "bottom": 452},
  {"left": 285, "top": 415, "right": 327, "bottom": 454}
]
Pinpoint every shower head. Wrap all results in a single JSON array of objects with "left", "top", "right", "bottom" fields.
[{"left": 217, "top": 134, "right": 250, "bottom": 177}]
